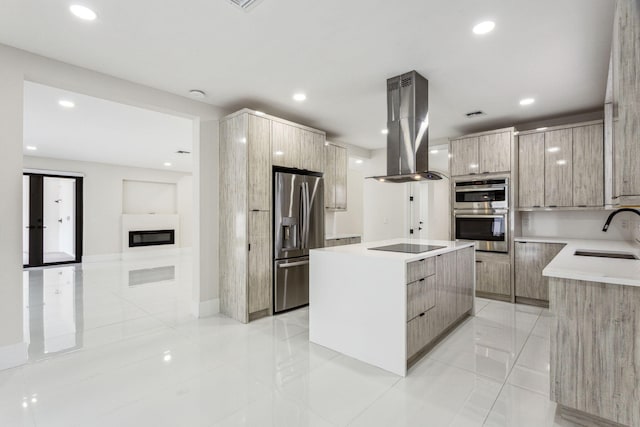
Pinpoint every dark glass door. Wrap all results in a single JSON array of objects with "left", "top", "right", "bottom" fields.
[{"left": 23, "top": 174, "right": 83, "bottom": 267}]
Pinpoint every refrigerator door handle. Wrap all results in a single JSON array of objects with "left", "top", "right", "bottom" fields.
[
  {"left": 298, "top": 184, "right": 305, "bottom": 249},
  {"left": 304, "top": 182, "right": 310, "bottom": 249},
  {"left": 278, "top": 259, "right": 310, "bottom": 268}
]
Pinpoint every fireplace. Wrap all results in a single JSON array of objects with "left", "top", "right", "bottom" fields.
[{"left": 128, "top": 229, "right": 175, "bottom": 248}]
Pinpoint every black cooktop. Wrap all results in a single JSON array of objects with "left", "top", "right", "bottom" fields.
[{"left": 368, "top": 244, "right": 446, "bottom": 254}]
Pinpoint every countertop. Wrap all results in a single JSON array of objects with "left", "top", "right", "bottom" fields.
[
  {"left": 325, "top": 234, "right": 361, "bottom": 240},
  {"left": 313, "top": 238, "right": 475, "bottom": 263},
  {"left": 516, "top": 236, "right": 640, "bottom": 287}
]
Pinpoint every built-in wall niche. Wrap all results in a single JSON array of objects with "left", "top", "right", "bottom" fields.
[{"left": 123, "top": 180, "right": 177, "bottom": 214}]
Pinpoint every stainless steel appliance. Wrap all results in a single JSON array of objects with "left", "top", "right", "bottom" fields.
[
  {"left": 367, "top": 70, "right": 443, "bottom": 182},
  {"left": 454, "top": 210, "right": 509, "bottom": 253},
  {"left": 273, "top": 169, "right": 324, "bottom": 313},
  {"left": 454, "top": 178, "right": 508, "bottom": 210}
]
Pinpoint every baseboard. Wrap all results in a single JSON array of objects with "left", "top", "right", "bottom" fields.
[
  {"left": 82, "top": 253, "right": 122, "bottom": 263},
  {"left": 191, "top": 298, "right": 220, "bottom": 318},
  {"left": 0, "top": 342, "right": 28, "bottom": 371}
]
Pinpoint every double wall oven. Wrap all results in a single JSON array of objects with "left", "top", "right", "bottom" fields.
[{"left": 453, "top": 178, "right": 509, "bottom": 253}]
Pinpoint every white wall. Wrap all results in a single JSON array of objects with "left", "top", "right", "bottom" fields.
[
  {"left": 0, "top": 41, "right": 223, "bottom": 362},
  {"left": 24, "top": 156, "right": 193, "bottom": 257},
  {"left": 362, "top": 148, "right": 409, "bottom": 242},
  {"left": 521, "top": 210, "right": 636, "bottom": 241}
]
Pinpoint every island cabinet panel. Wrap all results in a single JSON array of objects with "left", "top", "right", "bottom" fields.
[
  {"left": 515, "top": 242, "right": 565, "bottom": 303},
  {"left": 475, "top": 252, "right": 511, "bottom": 297},
  {"left": 407, "top": 257, "right": 436, "bottom": 283},
  {"left": 407, "top": 276, "right": 436, "bottom": 321},
  {"left": 436, "top": 252, "right": 457, "bottom": 330},
  {"left": 550, "top": 277, "right": 640, "bottom": 427},
  {"left": 518, "top": 133, "right": 545, "bottom": 208},
  {"left": 455, "top": 247, "right": 475, "bottom": 317},
  {"left": 544, "top": 129, "right": 573, "bottom": 207},
  {"left": 406, "top": 309, "right": 439, "bottom": 359}
]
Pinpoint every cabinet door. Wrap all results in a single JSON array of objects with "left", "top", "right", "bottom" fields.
[
  {"left": 515, "top": 242, "right": 564, "bottom": 301},
  {"left": 407, "top": 276, "right": 436, "bottom": 321},
  {"left": 450, "top": 137, "right": 479, "bottom": 176},
  {"left": 334, "top": 145, "right": 347, "bottom": 210},
  {"left": 518, "top": 133, "right": 545, "bottom": 208},
  {"left": 435, "top": 252, "right": 456, "bottom": 330},
  {"left": 300, "top": 130, "right": 325, "bottom": 173},
  {"left": 479, "top": 132, "right": 511, "bottom": 174},
  {"left": 272, "top": 121, "right": 300, "bottom": 168},
  {"left": 573, "top": 124, "right": 604, "bottom": 207},
  {"left": 248, "top": 115, "right": 271, "bottom": 211},
  {"left": 248, "top": 211, "right": 270, "bottom": 314},
  {"left": 324, "top": 144, "right": 336, "bottom": 209},
  {"left": 456, "top": 247, "right": 474, "bottom": 317},
  {"left": 407, "top": 308, "right": 438, "bottom": 359},
  {"left": 544, "top": 129, "right": 573, "bottom": 207},
  {"left": 475, "top": 253, "right": 510, "bottom": 296}
]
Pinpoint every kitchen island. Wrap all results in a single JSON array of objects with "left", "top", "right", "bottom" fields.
[
  {"left": 541, "top": 239, "right": 640, "bottom": 427},
  {"left": 309, "top": 239, "right": 475, "bottom": 376}
]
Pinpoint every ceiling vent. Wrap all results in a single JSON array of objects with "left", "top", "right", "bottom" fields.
[
  {"left": 227, "top": 0, "right": 263, "bottom": 10},
  {"left": 465, "top": 110, "right": 486, "bottom": 118}
]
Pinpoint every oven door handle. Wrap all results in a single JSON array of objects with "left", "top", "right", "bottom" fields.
[
  {"left": 455, "top": 215, "right": 505, "bottom": 219},
  {"left": 454, "top": 187, "right": 506, "bottom": 193}
]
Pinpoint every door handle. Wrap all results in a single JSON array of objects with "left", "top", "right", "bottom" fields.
[{"left": 278, "top": 260, "right": 310, "bottom": 268}]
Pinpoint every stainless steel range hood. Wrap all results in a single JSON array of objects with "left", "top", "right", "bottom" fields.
[{"left": 369, "top": 71, "right": 443, "bottom": 182}]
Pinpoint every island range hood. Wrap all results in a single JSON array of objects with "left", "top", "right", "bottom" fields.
[{"left": 369, "top": 70, "right": 443, "bottom": 182}]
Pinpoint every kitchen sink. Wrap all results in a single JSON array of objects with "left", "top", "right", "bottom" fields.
[{"left": 574, "top": 250, "right": 639, "bottom": 260}]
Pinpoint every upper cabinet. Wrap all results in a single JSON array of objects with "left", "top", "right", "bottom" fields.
[
  {"left": 518, "top": 122, "right": 604, "bottom": 209},
  {"left": 248, "top": 115, "right": 271, "bottom": 211},
  {"left": 450, "top": 130, "right": 511, "bottom": 177},
  {"left": 272, "top": 121, "right": 326, "bottom": 173},
  {"left": 324, "top": 143, "right": 347, "bottom": 210},
  {"left": 611, "top": 0, "right": 640, "bottom": 204}
]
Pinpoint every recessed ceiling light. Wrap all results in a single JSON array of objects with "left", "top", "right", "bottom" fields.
[
  {"left": 430, "top": 149, "right": 439, "bottom": 154},
  {"left": 164, "top": 162, "right": 172, "bottom": 167},
  {"left": 355, "top": 159, "right": 363, "bottom": 164},
  {"left": 381, "top": 129, "right": 389, "bottom": 135},
  {"left": 473, "top": 21, "right": 495, "bottom": 35},
  {"left": 26, "top": 146, "right": 37, "bottom": 151},
  {"left": 255, "top": 111, "right": 265, "bottom": 116},
  {"left": 537, "top": 127, "right": 548, "bottom": 131},
  {"left": 58, "top": 100, "right": 75, "bottom": 108},
  {"left": 293, "top": 93, "right": 307, "bottom": 102},
  {"left": 69, "top": 4, "right": 97, "bottom": 21},
  {"left": 189, "top": 90, "right": 206, "bottom": 99},
  {"left": 520, "top": 98, "right": 535, "bottom": 106}
]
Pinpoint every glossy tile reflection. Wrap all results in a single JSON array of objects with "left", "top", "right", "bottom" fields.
[{"left": 3, "top": 258, "right": 577, "bottom": 426}]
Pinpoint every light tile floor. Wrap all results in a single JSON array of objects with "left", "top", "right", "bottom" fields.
[{"left": 1, "top": 256, "right": 579, "bottom": 427}]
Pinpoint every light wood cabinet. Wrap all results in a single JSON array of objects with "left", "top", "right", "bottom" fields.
[
  {"left": 407, "top": 276, "right": 436, "bottom": 321},
  {"left": 248, "top": 115, "right": 271, "bottom": 210},
  {"left": 611, "top": 0, "right": 640, "bottom": 204},
  {"left": 456, "top": 247, "right": 475, "bottom": 318},
  {"left": 478, "top": 132, "right": 511, "bottom": 174},
  {"left": 299, "top": 130, "right": 325, "bottom": 173},
  {"left": 271, "top": 121, "right": 300, "bottom": 168},
  {"left": 544, "top": 129, "right": 573, "bottom": 207},
  {"left": 573, "top": 124, "right": 604, "bottom": 207},
  {"left": 518, "top": 133, "right": 545, "bottom": 208},
  {"left": 324, "top": 236, "right": 361, "bottom": 247},
  {"left": 324, "top": 143, "right": 347, "bottom": 210},
  {"left": 475, "top": 252, "right": 511, "bottom": 297},
  {"left": 518, "top": 123, "right": 604, "bottom": 209},
  {"left": 515, "top": 242, "right": 565, "bottom": 303},
  {"left": 450, "top": 137, "right": 479, "bottom": 176},
  {"left": 248, "top": 211, "right": 270, "bottom": 314},
  {"left": 450, "top": 130, "right": 512, "bottom": 177},
  {"left": 435, "top": 251, "right": 457, "bottom": 330},
  {"left": 407, "top": 257, "right": 436, "bottom": 283}
]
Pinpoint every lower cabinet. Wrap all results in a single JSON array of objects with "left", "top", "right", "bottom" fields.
[
  {"left": 475, "top": 252, "right": 511, "bottom": 298},
  {"left": 406, "top": 247, "right": 474, "bottom": 361},
  {"left": 515, "top": 241, "right": 565, "bottom": 304}
]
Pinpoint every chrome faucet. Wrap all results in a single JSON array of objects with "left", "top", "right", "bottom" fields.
[{"left": 602, "top": 208, "right": 640, "bottom": 232}]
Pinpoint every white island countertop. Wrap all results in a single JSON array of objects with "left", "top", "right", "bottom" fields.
[
  {"left": 315, "top": 238, "right": 475, "bottom": 262},
  {"left": 516, "top": 237, "right": 640, "bottom": 287}
]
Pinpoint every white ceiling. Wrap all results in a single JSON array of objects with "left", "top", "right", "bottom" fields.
[
  {"left": 23, "top": 82, "right": 194, "bottom": 172},
  {"left": 2, "top": 0, "right": 615, "bottom": 150}
]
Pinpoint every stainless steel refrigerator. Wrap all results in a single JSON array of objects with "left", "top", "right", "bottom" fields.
[{"left": 273, "top": 169, "right": 324, "bottom": 313}]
